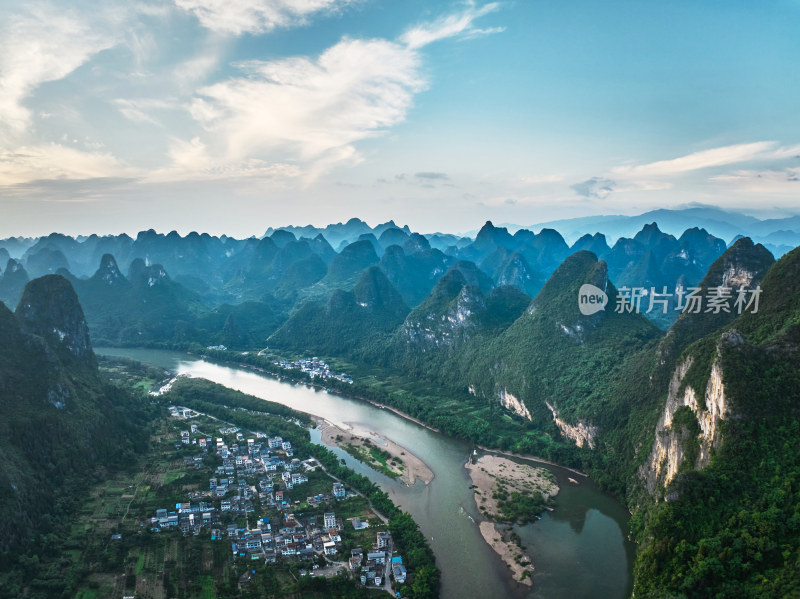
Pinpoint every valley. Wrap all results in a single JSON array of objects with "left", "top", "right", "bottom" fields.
[
  {"left": 2, "top": 211, "right": 800, "bottom": 598},
  {"left": 98, "top": 346, "right": 636, "bottom": 599}
]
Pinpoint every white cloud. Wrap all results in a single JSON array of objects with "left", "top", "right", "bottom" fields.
[
  {"left": 401, "top": 1, "right": 501, "bottom": 49},
  {"left": 114, "top": 99, "right": 164, "bottom": 126},
  {"left": 182, "top": 3, "right": 501, "bottom": 177},
  {"left": 0, "top": 4, "right": 116, "bottom": 140},
  {"left": 173, "top": 0, "right": 352, "bottom": 35},
  {"left": 113, "top": 97, "right": 185, "bottom": 127},
  {"left": 710, "top": 168, "right": 800, "bottom": 195},
  {"left": 0, "top": 143, "right": 139, "bottom": 185},
  {"left": 0, "top": 1, "right": 503, "bottom": 190},
  {"left": 173, "top": 48, "right": 224, "bottom": 93},
  {"left": 571, "top": 176, "right": 615, "bottom": 199},
  {"left": 189, "top": 37, "right": 425, "bottom": 168},
  {"left": 146, "top": 137, "right": 304, "bottom": 182},
  {"left": 520, "top": 174, "right": 564, "bottom": 184},
  {"left": 611, "top": 141, "right": 797, "bottom": 179},
  {"left": 615, "top": 180, "right": 673, "bottom": 192}
]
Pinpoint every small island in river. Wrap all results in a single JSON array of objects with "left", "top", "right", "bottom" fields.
[
  {"left": 465, "top": 453, "right": 559, "bottom": 587},
  {"left": 314, "top": 417, "right": 434, "bottom": 486}
]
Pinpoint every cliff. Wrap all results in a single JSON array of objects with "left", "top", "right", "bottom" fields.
[
  {"left": 641, "top": 335, "right": 736, "bottom": 494},
  {"left": 545, "top": 401, "right": 598, "bottom": 449}
]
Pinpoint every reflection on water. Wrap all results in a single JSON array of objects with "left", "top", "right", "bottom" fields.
[{"left": 97, "top": 348, "right": 634, "bottom": 599}]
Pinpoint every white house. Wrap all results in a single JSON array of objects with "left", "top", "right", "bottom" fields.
[
  {"left": 392, "top": 564, "right": 407, "bottom": 584},
  {"left": 377, "top": 531, "right": 390, "bottom": 549}
]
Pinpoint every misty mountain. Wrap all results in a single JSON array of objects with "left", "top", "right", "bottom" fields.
[
  {"left": 378, "top": 244, "right": 453, "bottom": 307},
  {"left": 480, "top": 247, "right": 544, "bottom": 297},
  {"left": 357, "top": 233, "right": 383, "bottom": 256},
  {"left": 387, "top": 268, "right": 530, "bottom": 375},
  {"left": 0, "top": 236, "right": 37, "bottom": 259},
  {"left": 378, "top": 227, "right": 410, "bottom": 249},
  {"left": 527, "top": 206, "right": 799, "bottom": 256},
  {"left": 272, "top": 253, "right": 329, "bottom": 302},
  {"left": 297, "top": 239, "right": 380, "bottom": 304},
  {"left": 600, "top": 224, "right": 727, "bottom": 328},
  {"left": 425, "top": 232, "right": 471, "bottom": 252},
  {"left": 24, "top": 247, "right": 71, "bottom": 278},
  {"left": 269, "top": 229, "right": 297, "bottom": 248},
  {"left": 0, "top": 259, "right": 29, "bottom": 309},
  {"left": 265, "top": 218, "right": 411, "bottom": 250},
  {"left": 268, "top": 266, "right": 409, "bottom": 356},
  {"left": 304, "top": 233, "right": 337, "bottom": 264},
  {"left": 570, "top": 232, "right": 611, "bottom": 256}
]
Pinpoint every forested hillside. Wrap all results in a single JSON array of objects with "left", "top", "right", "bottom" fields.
[
  {"left": 631, "top": 246, "right": 800, "bottom": 597},
  {"left": 0, "top": 276, "right": 149, "bottom": 554}
]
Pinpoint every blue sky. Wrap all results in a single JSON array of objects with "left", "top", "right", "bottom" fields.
[{"left": 1, "top": 0, "right": 799, "bottom": 237}]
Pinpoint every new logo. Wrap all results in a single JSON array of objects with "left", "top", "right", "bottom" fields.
[{"left": 578, "top": 284, "right": 608, "bottom": 315}]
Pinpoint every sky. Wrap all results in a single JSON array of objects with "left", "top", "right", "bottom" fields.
[{"left": 1, "top": 0, "right": 799, "bottom": 238}]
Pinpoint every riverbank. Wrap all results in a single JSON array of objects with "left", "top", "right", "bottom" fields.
[
  {"left": 313, "top": 416, "right": 434, "bottom": 487},
  {"left": 96, "top": 348, "right": 636, "bottom": 599},
  {"left": 361, "top": 399, "right": 441, "bottom": 434},
  {"left": 199, "top": 350, "right": 592, "bottom": 478},
  {"left": 465, "top": 454, "right": 559, "bottom": 587},
  {"left": 152, "top": 356, "right": 436, "bottom": 487},
  {"left": 475, "top": 444, "right": 589, "bottom": 478}
]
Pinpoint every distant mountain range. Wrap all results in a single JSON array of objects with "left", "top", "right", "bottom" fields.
[
  {"left": 519, "top": 206, "right": 800, "bottom": 255},
  {"left": 3, "top": 209, "right": 796, "bottom": 345}
]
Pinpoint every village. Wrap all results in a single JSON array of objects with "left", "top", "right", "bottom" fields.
[
  {"left": 153, "top": 405, "right": 406, "bottom": 593},
  {"left": 272, "top": 356, "right": 354, "bottom": 384}
]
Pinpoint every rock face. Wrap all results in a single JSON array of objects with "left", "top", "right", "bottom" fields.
[
  {"left": 545, "top": 401, "right": 598, "bottom": 449},
  {"left": 498, "top": 388, "right": 532, "bottom": 420},
  {"left": 654, "top": 237, "right": 774, "bottom": 374},
  {"left": 92, "top": 253, "right": 127, "bottom": 287},
  {"left": 403, "top": 286, "right": 485, "bottom": 349},
  {"left": 641, "top": 337, "right": 734, "bottom": 494},
  {"left": 397, "top": 269, "right": 486, "bottom": 351},
  {"left": 640, "top": 241, "right": 777, "bottom": 495},
  {"left": 128, "top": 258, "right": 169, "bottom": 288},
  {"left": 15, "top": 275, "right": 93, "bottom": 360}
]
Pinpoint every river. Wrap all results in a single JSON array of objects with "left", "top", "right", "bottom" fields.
[{"left": 98, "top": 348, "right": 634, "bottom": 599}]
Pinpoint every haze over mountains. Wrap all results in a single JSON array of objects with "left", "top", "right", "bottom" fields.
[
  {"left": 0, "top": 221, "right": 726, "bottom": 343},
  {"left": 3, "top": 207, "right": 794, "bottom": 350},
  {"left": 489, "top": 206, "right": 800, "bottom": 257}
]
